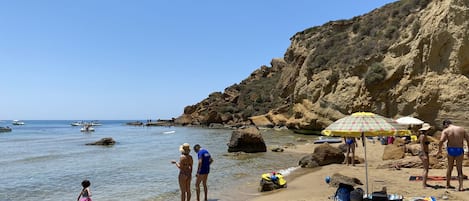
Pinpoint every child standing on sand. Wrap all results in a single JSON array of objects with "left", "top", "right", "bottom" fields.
[{"left": 77, "top": 180, "right": 92, "bottom": 201}]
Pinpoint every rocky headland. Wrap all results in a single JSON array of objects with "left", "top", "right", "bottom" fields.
[{"left": 175, "top": 0, "right": 469, "bottom": 132}]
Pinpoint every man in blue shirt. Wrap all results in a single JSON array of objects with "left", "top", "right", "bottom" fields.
[{"left": 194, "top": 144, "right": 213, "bottom": 201}]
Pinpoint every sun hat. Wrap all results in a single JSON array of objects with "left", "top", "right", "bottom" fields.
[
  {"left": 179, "top": 143, "right": 191, "bottom": 154},
  {"left": 419, "top": 123, "right": 431, "bottom": 131}
]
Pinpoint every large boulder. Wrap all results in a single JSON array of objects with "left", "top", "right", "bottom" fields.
[
  {"left": 227, "top": 127, "right": 267, "bottom": 153},
  {"left": 298, "top": 143, "right": 345, "bottom": 168},
  {"left": 86, "top": 137, "right": 116, "bottom": 146},
  {"left": 382, "top": 144, "right": 405, "bottom": 160}
]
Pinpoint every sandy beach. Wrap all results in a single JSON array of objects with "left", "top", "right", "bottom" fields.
[{"left": 249, "top": 141, "right": 469, "bottom": 201}]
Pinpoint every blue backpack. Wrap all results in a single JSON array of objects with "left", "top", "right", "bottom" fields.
[{"left": 334, "top": 183, "right": 354, "bottom": 201}]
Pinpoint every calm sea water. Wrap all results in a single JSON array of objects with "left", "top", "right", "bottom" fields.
[{"left": 0, "top": 120, "right": 318, "bottom": 201}]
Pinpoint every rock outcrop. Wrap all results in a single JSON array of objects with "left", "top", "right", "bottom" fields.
[
  {"left": 86, "top": 137, "right": 116, "bottom": 146},
  {"left": 176, "top": 0, "right": 469, "bottom": 132},
  {"left": 298, "top": 143, "right": 345, "bottom": 168},
  {"left": 227, "top": 127, "right": 267, "bottom": 153}
]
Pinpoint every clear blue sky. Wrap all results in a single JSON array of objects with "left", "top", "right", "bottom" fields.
[{"left": 0, "top": 0, "right": 397, "bottom": 120}]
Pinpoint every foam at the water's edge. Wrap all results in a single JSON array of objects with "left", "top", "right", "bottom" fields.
[{"left": 278, "top": 166, "right": 301, "bottom": 176}]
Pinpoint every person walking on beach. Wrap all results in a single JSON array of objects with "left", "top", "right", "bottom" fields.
[
  {"left": 418, "top": 123, "right": 432, "bottom": 188},
  {"left": 344, "top": 137, "right": 357, "bottom": 166},
  {"left": 193, "top": 144, "right": 213, "bottom": 201},
  {"left": 171, "top": 143, "right": 193, "bottom": 201},
  {"left": 77, "top": 179, "right": 92, "bottom": 201},
  {"left": 437, "top": 119, "right": 469, "bottom": 191}
]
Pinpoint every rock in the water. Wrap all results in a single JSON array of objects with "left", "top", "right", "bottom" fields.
[
  {"left": 86, "top": 137, "right": 116, "bottom": 146},
  {"left": 227, "top": 126, "right": 266, "bottom": 153}
]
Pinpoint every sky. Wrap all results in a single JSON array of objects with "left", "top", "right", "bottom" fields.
[{"left": 0, "top": 0, "right": 397, "bottom": 120}]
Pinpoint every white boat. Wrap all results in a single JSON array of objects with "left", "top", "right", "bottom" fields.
[
  {"left": 12, "top": 120, "right": 25, "bottom": 125},
  {"left": 71, "top": 121, "right": 84, "bottom": 126},
  {"left": 80, "top": 125, "right": 95, "bottom": 132},
  {"left": 89, "top": 121, "right": 102, "bottom": 126}
]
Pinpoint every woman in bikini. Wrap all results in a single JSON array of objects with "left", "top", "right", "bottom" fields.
[
  {"left": 172, "top": 143, "right": 193, "bottom": 201},
  {"left": 344, "top": 137, "right": 357, "bottom": 166},
  {"left": 419, "top": 123, "right": 432, "bottom": 188}
]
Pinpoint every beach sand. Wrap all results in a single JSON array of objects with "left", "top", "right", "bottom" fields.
[{"left": 248, "top": 141, "right": 469, "bottom": 201}]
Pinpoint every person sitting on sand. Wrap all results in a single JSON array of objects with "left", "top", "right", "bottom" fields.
[
  {"left": 418, "top": 123, "right": 432, "bottom": 188},
  {"left": 344, "top": 137, "right": 357, "bottom": 166},
  {"left": 437, "top": 119, "right": 469, "bottom": 191},
  {"left": 171, "top": 143, "right": 193, "bottom": 201}
]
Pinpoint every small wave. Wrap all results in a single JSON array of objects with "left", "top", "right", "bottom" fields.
[
  {"left": 278, "top": 166, "right": 301, "bottom": 176},
  {"left": 162, "top": 131, "right": 175, "bottom": 134}
]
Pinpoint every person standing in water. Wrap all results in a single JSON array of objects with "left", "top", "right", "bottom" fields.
[
  {"left": 418, "top": 123, "right": 432, "bottom": 188},
  {"left": 437, "top": 119, "right": 469, "bottom": 191},
  {"left": 77, "top": 180, "right": 92, "bottom": 201},
  {"left": 193, "top": 144, "right": 213, "bottom": 201},
  {"left": 171, "top": 143, "right": 193, "bottom": 201}
]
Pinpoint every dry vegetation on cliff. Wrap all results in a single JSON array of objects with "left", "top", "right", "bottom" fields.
[{"left": 177, "top": 0, "right": 469, "bottom": 130}]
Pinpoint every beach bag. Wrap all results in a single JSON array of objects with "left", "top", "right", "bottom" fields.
[
  {"left": 350, "top": 187, "right": 364, "bottom": 201},
  {"left": 334, "top": 183, "right": 354, "bottom": 201}
]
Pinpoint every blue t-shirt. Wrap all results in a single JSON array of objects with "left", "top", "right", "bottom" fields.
[{"left": 198, "top": 149, "right": 211, "bottom": 174}]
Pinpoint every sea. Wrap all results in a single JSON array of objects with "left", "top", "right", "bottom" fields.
[{"left": 0, "top": 120, "right": 319, "bottom": 201}]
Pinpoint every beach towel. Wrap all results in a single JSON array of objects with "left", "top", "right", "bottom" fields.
[
  {"left": 408, "top": 196, "right": 436, "bottom": 201},
  {"left": 409, "top": 175, "right": 468, "bottom": 181}
]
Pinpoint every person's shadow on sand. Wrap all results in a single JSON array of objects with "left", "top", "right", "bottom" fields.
[{"left": 428, "top": 184, "right": 468, "bottom": 191}]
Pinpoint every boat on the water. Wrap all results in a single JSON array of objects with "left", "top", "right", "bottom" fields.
[
  {"left": 80, "top": 125, "right": 95, "bottom": 132},
  {"left": 71, "top": 121, "right": 84, "bottom": 126},
  {"left": 12, "top": 120, "right": 25, "bottom": 125},
  {"left": 0, "top": 126, "right": 12, "bottom": 132},
  {"left": 313, "top": 136, "right": 342, "bottom": 144},
  {"left": 89, "top": 121, "right": 102, "bottom": 126}
]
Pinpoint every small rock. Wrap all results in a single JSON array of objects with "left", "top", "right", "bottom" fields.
[{"left": 86, "top": 137, "right": 116, "bottom": 146}]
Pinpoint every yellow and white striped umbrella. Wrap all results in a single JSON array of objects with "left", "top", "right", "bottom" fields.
[
  {"left": 321, "top": 112, "right": 410, "bottom": 196},
  {"left": 321, "top": 112, "right": 411, "bottom": 137}
]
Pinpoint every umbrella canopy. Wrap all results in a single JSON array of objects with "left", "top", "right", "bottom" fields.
[
  {"left": 321, "top": 112, "right": 410, "bottom": 196},
  {"left": 322, "top": 112, "right": 411, "bottom": 137},
  {"left": 395, "top": 116, "right": 424, "bottom": 125}
]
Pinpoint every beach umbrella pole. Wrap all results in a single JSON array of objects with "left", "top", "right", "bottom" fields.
[{"left": 362, "top": 132, "right": 369, "bottom": 197}]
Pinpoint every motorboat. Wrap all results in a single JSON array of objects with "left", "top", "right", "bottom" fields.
[
  {"left": 12, "top": 120, "right": 25, "bottom": 125},
  {"left": 0, "top": 126, "right": 12, "bottom": 132},
  {"left": 80, "top": 125, "right": 95, "bottom": 132},
  {"left": 89, "top": 121, "right": 102, "bottom": 126},
  {"left": 71, "top": 121, "right": 84, "bottom": 126}
]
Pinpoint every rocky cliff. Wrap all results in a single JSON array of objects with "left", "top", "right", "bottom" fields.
[{"left": 176, "top": 0, "right": 469, "bottom": 131}]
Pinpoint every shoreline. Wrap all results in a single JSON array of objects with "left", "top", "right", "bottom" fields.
[{"left": 246, "top": 142, "right": 469, "bottom": 201}]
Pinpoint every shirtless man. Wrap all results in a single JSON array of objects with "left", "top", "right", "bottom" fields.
[{"left": 437, "top": 119, "right": 469, "bottom": 191}]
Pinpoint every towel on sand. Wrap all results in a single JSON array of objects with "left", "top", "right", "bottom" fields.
[{"left": 409, "top": 175, "right": 468, "bottom": 181}]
